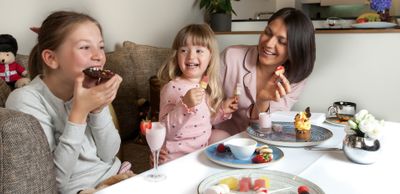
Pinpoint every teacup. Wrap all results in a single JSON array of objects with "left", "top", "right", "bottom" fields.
[
  {"left": 328, "top": 101, "right": 356, "bottom": 121},
  {"left": 225, "top": 138, "right": 257, "bottom": 160}
]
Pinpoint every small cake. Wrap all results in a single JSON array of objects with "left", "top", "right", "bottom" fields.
[
  {"left": 239, "top": 177, "right": 251, "bottom": 192},
  {"left": 219, "top": 177, "right": 238, "bottom": 190},
  {"left": 294, "top": 107, "right": 312, "bottom": 141},
  {"left": 204, "top": 184, "right": 230, "bottom": 194},
  {"left": 200, "top": 75, "right": 209, "bottom": 89},
  {"left": 274, "top": 65, "right": 285, "bottom": 76},
  {"left": 83, "top": 67, "right": 115, "bottom": 80}
]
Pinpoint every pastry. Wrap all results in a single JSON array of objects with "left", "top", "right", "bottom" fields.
[
  {"left": 274, "top": 65, "right": 285, "bottom": 76},
  {"left": 294, "top": 107, "right": 312, "bottom": 141},
  {"left": 200, "top": 75, "right": 209, "bottom": 89},
  {"left": 233, "top": 83, "right": 241, "bottom": 96},
  {"left": 83, "top": 67, "right": 115, "bottom": 80}
]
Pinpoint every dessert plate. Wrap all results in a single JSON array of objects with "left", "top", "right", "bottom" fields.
[
  {"left": 204, "top": 143, "right": 284, "bottom": 169},
  {"left": 325, "top": 117, "right": 348, "bottom": 127},
  {"left": 197, "top": 169, "right": 324, "bottom": 194},
  {"left": 351, "top": 21, "right": 397, "bottom": 28},
  {"left": 247, "top": 122, "right": 333, "bottom": 147}
]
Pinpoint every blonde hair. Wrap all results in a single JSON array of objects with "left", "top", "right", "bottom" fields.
[{"left": 157, "top": 24, "right": 223, "bottom": 115}]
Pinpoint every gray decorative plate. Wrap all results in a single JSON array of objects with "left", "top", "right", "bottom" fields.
[
  {"left": 247, "top": 122, "right": 333, "bottom": 147},
  {"left": 204, "top": 143, "right": 284, "bottom": 169},
  {"left": 198, "top": 169, "right": 324, "bottom": 194}
]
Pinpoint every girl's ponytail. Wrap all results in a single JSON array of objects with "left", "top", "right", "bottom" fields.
[{"left": 28, "top": 44, "right": 43, "bottom": 79}]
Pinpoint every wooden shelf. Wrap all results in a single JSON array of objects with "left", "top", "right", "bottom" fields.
[{"left": 215, "top": 28, "right": 400, "bottom": 35}]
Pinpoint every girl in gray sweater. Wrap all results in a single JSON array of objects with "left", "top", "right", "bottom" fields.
[{"left": 6, "top": 11, "right": 132, "bottom": 194}]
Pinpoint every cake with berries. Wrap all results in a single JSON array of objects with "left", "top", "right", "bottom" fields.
[{"left": 294, "top": 107, "right": 312, "bottom": 141}]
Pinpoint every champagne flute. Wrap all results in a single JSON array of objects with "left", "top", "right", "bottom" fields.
[{"left": 145, "top": 122, "right": 166, "bottom": 182}]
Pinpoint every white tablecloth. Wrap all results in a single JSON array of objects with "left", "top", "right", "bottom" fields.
[{"left": 96, "top": 113, "right": 400, "bottom": 194}]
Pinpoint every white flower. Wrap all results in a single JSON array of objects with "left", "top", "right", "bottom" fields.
[
  {"left": 354, "top": 109, "right": 368, "bottom": 123},
  {"left": 346, "top": 109, "right": 384, "bottom": 139},
  {"left": 359, "top": 118, "right": 374, "bottom": 133}
]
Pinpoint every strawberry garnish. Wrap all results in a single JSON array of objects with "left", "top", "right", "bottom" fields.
[
  {"left": 252, "top": 155, "right": 266, "bottom": 163},
  {"left": 216, "top": 143, "right": 226, "bottom": 153},
  {"left": 298, "top": 185, "right": 310, "bottom": 194},
  {"left": 139, "top": 118, "right": 152, "bottom": 135}
]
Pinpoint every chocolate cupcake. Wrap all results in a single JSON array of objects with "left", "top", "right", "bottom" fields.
[{"left": 83, "top": 67, "right": 115, "bottom": 80}]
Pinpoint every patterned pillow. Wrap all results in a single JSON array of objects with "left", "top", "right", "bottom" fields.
[
  {"left": 106, "top": 45, "right": 138, "bottom": 139},
  {"left": 128, "top": 42, "right": 172, "bottom": 99}
]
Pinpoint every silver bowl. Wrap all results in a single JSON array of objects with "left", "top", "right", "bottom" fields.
[{"left": 343, "top": 135, "right": 381, "bottom": 164}]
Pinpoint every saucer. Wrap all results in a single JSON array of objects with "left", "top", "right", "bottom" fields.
[{"left": 325, "top": 117, "right": 349, "bottom": 127}]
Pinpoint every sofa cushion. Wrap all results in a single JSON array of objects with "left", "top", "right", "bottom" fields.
[
  {"left": 0, "top": 79, "right": 11, "bottom": 107},
  {"left": 0, "top": 108, "right": 57, "bottom": 194},
  {"left": 126, "top": 41, "right": 172, "bottom": 100},
  {"left": 16, "top": 54, "right": 29, "bottom": 70},
  {"left": 106, "top": 46, "right": 138, "bottom": 139}
]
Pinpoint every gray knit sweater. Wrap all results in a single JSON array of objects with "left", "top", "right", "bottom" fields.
[{"left": 6, "top": 76, "right": 121, "bottom": 194}]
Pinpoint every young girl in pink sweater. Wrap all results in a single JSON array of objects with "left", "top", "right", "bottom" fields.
[{"left": 157, "top": 24, "right": 238, "bottom": 163}]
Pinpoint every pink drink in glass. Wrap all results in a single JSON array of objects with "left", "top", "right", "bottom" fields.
[
  {"left": 146, "top": 122, "right": 166, "bottom": 151},
  {"left": 145, "top": 122, "right": 166, "bottom": 182}
]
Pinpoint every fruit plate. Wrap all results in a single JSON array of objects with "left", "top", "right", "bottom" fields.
[
  {"left": 325, "top": 117, "right": 348, "bottom": 127},
  {"left": 247, "top": 122, "right": 333, "bottom": 147},
  {"left": 197, "top": 169, "right": 324, "bottom": 194},
  {"left": 204, "top": 143, "right": 284, "bottom": 169},
  {"left": 351, "top": 21, "right": 397, "bottom": 28}
]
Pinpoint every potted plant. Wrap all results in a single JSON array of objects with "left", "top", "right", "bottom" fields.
[
  {"left": 343, "top": 109, "right": 385, "bottom": 164},
  {"left": 199, "top": 0, "right": 237, "bottom": 32}
]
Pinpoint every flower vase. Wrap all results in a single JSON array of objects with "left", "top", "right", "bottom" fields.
[{"left": 343, "top": 135, "right": 381, "bottom": 164}]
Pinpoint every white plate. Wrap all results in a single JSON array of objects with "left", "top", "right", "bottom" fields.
[
  {"left": 197, "top": 169, "right": 324, "bottom": 194},
  {"left": 351, "top": 22, "right": 397, "bottom": 28},
  {"left": 204, "top": 143, "right": 284, "bottom": 169}
]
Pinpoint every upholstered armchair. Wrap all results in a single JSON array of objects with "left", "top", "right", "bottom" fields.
[{"left": 0, "top": 107, "right": 57, "bottom": 194}]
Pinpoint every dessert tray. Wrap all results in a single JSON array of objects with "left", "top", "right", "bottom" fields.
[
  {"left": 197, "top": 169, "right": 324, "bottom": 194},
  {"left": 204, "top": 143, "right": 284, "bottom": 169},
  {"left": 246, "top": 122, "right": 333, "bottom": 147}
]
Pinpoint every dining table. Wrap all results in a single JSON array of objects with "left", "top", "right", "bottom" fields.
[{"left": 96, "top": 112, "right": 400, "bottom": 194}]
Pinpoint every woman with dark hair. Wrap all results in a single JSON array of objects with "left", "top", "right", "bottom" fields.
[{"left": 211, "top": 7, "right": 315, "bottom": 142}]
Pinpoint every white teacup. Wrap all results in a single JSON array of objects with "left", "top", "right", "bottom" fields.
[{"left": 225, "top": 138, "right": 257, "bottom": 160}]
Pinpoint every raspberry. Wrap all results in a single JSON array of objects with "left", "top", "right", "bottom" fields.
[
  {"left": 298, "top": 185, "right": 310, "bottom": 194},
  {"left": 216, "top": 143, "right": 226, "bottom": 153}
]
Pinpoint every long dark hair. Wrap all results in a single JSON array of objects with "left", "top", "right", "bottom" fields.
[
  {"left": 269, "top": 7, "right": 315, "bottom": 83},
  {"left": 29, "top": 11, "right": 102, "bottom": 78}
]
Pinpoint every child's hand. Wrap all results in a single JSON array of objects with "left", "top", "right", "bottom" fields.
[
  {"left": 222, "top": 96, "right": 239, "bottom": 114},
  {"left": 182, "top": 87, "right": 205, "bottom": 108},
  {"left": 69, "top": 74, "right": 123, "bottom": 123},
  {"left": 258, "top": 74, "right": 291, "bottom": 102}
]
